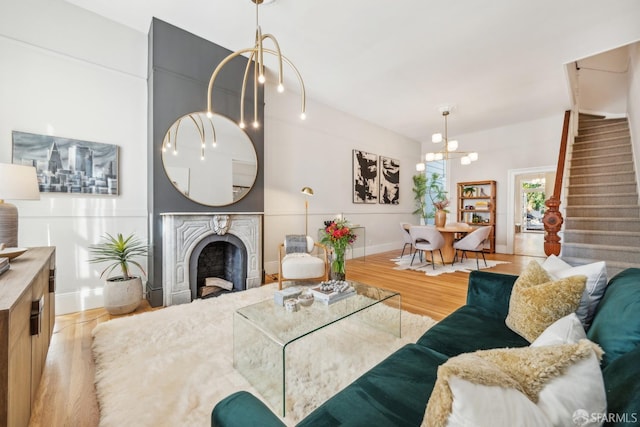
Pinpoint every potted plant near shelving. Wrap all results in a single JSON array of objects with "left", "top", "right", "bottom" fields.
[
  {"left": 89, "top": 232, "right": 148, "bottom": 315},
  {"left": 462, "top": 186, "right": 476, "bottom": 197}
]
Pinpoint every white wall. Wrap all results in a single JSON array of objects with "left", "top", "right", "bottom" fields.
[
  {"left": 628, "top": 43, "right": 640, "bottom": 192},
  {"left": 4, "top": 0, "right": 609, "bottom": 312},
  {"left": 443, "top": 114, "right": 564, "bottom": 253},
  {"left": 1, "top": 0, "right": 420, "bottom": 311},
  {"left": 578, "top": 46, "right": 630, "bottom": 116},
  {"left": 1, "top": 0, "right": 148, "bottom": 313},
  {"left": 262, "top": 83, "right": 420, "bottom": 274}
]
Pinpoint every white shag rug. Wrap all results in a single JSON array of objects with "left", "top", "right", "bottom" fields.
[
  {"left": 92, "top": 283, "right": 437, "bottom": 427},
  {"left": 392, "top": 254, "right": 509, "bottom": 276}
]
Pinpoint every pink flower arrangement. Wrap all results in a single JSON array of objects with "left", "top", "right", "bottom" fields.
[
  {"left": 433, "top": 198, "right": 450, "bottom": 211},
  {"left": 320, "top": 218, "right": 357, "bottom": 279},
  {"left": 320, "top": 218, "right": 357, "bottom": 252}
]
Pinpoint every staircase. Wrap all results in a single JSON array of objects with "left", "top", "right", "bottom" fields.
[{"left": 561, "top": 114, "right": 640, "bottom": 276}]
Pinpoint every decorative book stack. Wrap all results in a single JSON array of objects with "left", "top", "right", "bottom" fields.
[
  {"left": 273, "top": 286, "right": 303, "bottom": 306},
  {"left": 0, "top": 257, "right": 8, "bottom": 276},
  {"left": 311, "top": 281, "right": 356, "bottom": 305}
]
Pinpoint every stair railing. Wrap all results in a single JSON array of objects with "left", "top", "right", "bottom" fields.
[{"left": 543, "top": 110, "right": 571, "bottom": 256}]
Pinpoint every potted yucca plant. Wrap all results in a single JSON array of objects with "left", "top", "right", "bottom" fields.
[{"left": 88, "top": 232, "right": 148, "bottom": 315}]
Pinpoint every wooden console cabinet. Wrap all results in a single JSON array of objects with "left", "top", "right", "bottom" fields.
[{"left": 0, "top": 247, "right": 55, "bottom": 427}]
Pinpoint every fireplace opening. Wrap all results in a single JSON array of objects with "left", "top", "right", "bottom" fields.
[{"left": 188, "top": 233, "right": 247, "bottom": 300}]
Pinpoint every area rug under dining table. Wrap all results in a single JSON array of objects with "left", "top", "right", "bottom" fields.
[
  {"left": 392, "top": 254, "right": 509, "bottom": 276},
  {"left": 92, "top": 283, "right": 437, "bottom": 426}
]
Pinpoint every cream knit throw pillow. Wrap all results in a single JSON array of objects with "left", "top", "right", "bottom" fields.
[{"left": 505, "top": 260, "right": 586, "bottom": 342}]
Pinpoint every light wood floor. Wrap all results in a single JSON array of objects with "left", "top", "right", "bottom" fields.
[{"left": 29, "top": 249, "right": 542, "bottom": 426}]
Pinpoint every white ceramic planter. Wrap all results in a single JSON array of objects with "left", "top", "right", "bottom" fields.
[{"left": 103, "top": 276, "right": 143, "bottom": 315}]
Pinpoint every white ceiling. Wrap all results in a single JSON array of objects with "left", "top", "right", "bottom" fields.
[{"left": 64, "top": 0, "right": 640, "bottom": 142}]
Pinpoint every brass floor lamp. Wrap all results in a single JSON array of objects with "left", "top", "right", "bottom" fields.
[{"left": 301, "top": 187, "right": 313, "bottom": 236}]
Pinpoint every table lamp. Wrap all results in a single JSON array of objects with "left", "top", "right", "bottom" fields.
[
  {"left": 0, "top": 163, "right": 40, "bottom": 248},
  {"left": 300, "top": 186, "right": 314, "bottom": 236}
]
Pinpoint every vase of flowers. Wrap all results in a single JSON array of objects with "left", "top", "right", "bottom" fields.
[
  {"left": 320, "top": 218, "right": 357, "bottom": 281},
  {"left": 427, "top": 173, "right": 449, "bottom": 227}
]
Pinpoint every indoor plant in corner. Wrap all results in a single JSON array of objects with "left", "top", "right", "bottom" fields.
[
  {"left": 412, "top": 173, "right": 428, "bottom": 224},
  {"left": 89, "top": 232, "right": 148, "bottom": 315}
]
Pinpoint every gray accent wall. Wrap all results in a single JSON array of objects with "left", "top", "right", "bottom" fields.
[{"left": 147, "top": 18, "right": 264, "bottom": 306}]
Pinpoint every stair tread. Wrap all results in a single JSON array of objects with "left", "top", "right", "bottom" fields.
[
  {"left": 564, "top": 228, "right": 640, "bottom": 236},
  {"left": 566, "top": 217, "right": 640, "bottom": 221},
  {"left": 562, "top": 242, "right": 640, "bottom": 252},
  {"left": 570, "top": 160, "right": 633, "bottom": 167},
  {"left": 570, "top": 152, "right": 632, "bottom": 160},
  {"left": 569, "top": 182, "right": 637, "bottom": 187},
  {"left": 559, "top": 256, "right": 639, "bottom": 269},
  {"left": 564, "top": 204, "right": 639, "bottom": 210},
  {"left": 567, "top": 192, "right": 638, "bottom": 197},
  {"left": 573, "top": 144, "right": 631, "bottom": 157},
  {"left": 569, "top": 171, "right": 635, "bottom": 177}
]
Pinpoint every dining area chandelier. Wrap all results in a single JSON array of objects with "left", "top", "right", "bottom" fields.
[
  {"left": 417, "top": 107, "right": 478, "bottom": 171},
  {"left": 206, "top": 0, "right": 306, "bottom": 129}
]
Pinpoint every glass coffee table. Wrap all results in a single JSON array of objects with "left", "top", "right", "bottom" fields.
[{"left": 233, "top": 280, "right": 401, "bottom": 416}]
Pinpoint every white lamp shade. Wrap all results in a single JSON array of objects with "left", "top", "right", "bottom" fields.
[
  {"left": 431, "top": 133, "right": 443, "bottom": 143},
  {"left": 460, "top": 156, "right": 471, "bottom": 165},
  {"left": 447, "top": 140, "right": 459, "bottom": 151},
  {"left": 416, "top": 163, "right": 425, "bottom": 171},
  {"left": 434, "top": 152, "right": 443, "bottom": 161},
  {"left": 469, "top": 152, "right": 479, "bottom": 161},
  {"left": 425, "top": 152, "right": 435, "bottom": 162},
  {"left": 0, "top": 164, "right": 40, "bottom": 200}
]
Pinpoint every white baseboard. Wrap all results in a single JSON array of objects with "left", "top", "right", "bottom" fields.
[
  {"left": 55, "top": 288, "right": 151, "bottom": 315},
  {"left": 55, "top": 289, "right": 105, "bottom": 315}
]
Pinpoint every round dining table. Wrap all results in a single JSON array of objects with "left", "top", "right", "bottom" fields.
[{"left": 407, "top": 223, "right": 476, "bottom": 264}]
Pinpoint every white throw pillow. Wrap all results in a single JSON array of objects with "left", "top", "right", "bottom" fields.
[
  {"left": 446, "top": 377, "right": 550, "bottom": 427},
  {"left": 422, "top": 340, "right": 606, "bottom": 427},
  {"left": 541, "top": 256, "right": 608, "bottom": 328},
  {"left": 535, "top": 352, "right": 606, "bottom": 427},
  {"left": 541, "top": 254, "right": 572, "bottom": 274},
  {"left": 530, "top": 314, "right": 605, "bottom": 427},
  {"left": 531, "top": 313, "right": 586, "bottom": 347}
]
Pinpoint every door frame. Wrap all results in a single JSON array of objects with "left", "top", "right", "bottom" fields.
[{"left": 506, "top": 165, "right": 555, "bottom": 254}]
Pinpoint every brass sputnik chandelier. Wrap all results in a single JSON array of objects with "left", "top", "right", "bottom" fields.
[
  {"left": 417, "top": 107, "right": 478, "bottom": 171},
  {"left": 206, "top": 0, "right": 306, "bottom": 129}
]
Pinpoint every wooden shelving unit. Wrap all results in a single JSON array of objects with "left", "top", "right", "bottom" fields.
[{"left": 457, "top": 180, "right": 496, "bottom": 253}]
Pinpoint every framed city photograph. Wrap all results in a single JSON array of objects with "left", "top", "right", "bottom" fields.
[
  {"left": 12, "top": 131, "right": 119, "bottom": 195},
  {"left": 352, "top": 149, "right": 378, "bottom": 203},
  {"left": 379, "top": 156, "right": 399, "bottom": 205}
]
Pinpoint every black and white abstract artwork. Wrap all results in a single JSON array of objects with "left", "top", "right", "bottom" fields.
[
  {"left": 379, "top": 156, "right": 400, "bottom": 205},
  {"left": 352, "top": 149, "right": 378, "bottom": 203},
  {"left": 12, "top": 131, "right": 119, "bottom": 195}
]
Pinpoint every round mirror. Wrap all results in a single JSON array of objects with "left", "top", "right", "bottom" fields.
[{"left": 161, "top": 112, "right": 258, "bottom": 206}]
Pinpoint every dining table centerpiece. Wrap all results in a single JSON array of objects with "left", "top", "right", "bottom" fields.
[
  {"left": 427, "top": 172, "right": 449, "bottom": 227},
  {"left": 320, "top": 218, "right": 357, "bottom": 281}
]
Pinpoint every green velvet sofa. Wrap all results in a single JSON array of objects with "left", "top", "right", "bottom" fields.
[{"left": 211, "top": 268, "right": 640, "bottom": 427}]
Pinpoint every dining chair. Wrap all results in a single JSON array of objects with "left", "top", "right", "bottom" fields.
[
  {"left": 452, "top": 226, "right": 493, "bottom": 269},
  {"left": 447, "top": 222, "right": 472, "bottom": 242},
  {"left": 409, "top": 226, "right": 445, "bottom": 269},
  {"left": 399, "top": 222, "right": 414, "bottom": 258}
]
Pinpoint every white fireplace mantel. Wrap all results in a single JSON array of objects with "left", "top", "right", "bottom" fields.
[{"left": 161, "top": 212, "right": 263, "bottom": 306}]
